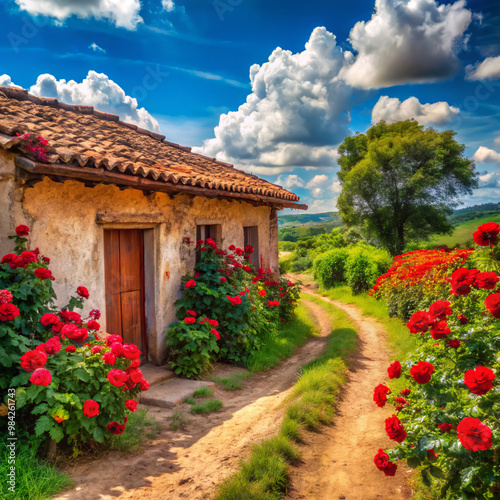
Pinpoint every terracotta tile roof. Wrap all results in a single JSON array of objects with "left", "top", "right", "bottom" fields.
[{"left": 0, "top": 86, "right": 306, "bottom": 209}]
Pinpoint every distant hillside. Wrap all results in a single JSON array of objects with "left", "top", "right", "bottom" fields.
[
  {"left": 278, "top": 212, "right": 341, "bottom": 228},
  {"left": 450, "top": 203, "right": 500, "bottom": 224}
]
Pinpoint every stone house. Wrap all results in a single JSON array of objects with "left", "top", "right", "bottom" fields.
[{"left": 0, "top": 86, "right": 306, "bottom": 364}]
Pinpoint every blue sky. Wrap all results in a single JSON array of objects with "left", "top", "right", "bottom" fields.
[{"left": 1, "top": 0, "right": 500, "bottom": 213}]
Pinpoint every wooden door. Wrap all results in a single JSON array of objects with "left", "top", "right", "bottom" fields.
[
  {"left": 104, "top": 229, "right": 147, "bottom": 358},
  {"left": 244, "top": 226, "right": 260, "bottom": 269}
]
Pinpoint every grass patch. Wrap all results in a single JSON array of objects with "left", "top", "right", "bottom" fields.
[
  {"left": 247, "top": 301, "right": 320, "bottom": 372},
  {"left": 0, "top": 437, "right": 73, "bottom": 500},
  {"left": 169, "top": 411, "right": 190, "bottom": 431},
  {"left": 193, "top": 387, "right": 213, "bottom": 398},
  {"left": 212, "top": 372, "right": 252, "bottom": 391},
  {"left": 215, "top": 296, "right": 357, "bottom": 500},
  {"left": 183, "top": 397, "right": 195, "bottom": 404},
  {"left": 190, "top": 399, "right": 223, "bottom": 415},
  {"left": 111, "top": 408, "right": 161, "bottom": 452}
]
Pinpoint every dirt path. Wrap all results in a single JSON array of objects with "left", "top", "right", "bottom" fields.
[
  {"left": 286, "top": 285, "right": 413, "bottom": 500},
  {"left": 53, "top": 299, "right": 333, "bottom": 500}
]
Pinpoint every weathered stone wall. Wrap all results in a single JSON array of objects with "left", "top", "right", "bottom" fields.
[{"left": 0, "top": 150, "right": 280, "bottom": 364}]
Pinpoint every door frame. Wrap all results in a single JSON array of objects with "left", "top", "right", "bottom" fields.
[{"left": 101, "top": 223, "right": 158, "bottom": 363}]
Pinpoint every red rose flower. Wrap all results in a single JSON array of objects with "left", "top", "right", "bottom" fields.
[
  {"left": 19, "top": 251, "right": 37, "bottom": 264},
  {"left": 107, "top": 421, "right": 126, "bottom": 435},
  {"left": 0, "top": 289, "right": 13, "bottom": 305},
  {"left": 258, "top": 290, "right": 266, "bottom": 297},
  {"left": 438, "top": 423, "right": 453, "bottom": 432},
  {"left": 475, "top": 272, "right": 499, "bottom": 290},
  {"left": 105, "top": 334, "right": 123, "bottom": 346},
  {"left": 406, "top": 310, "right": 431, "bottom": 334},
  {"left": 394, "top": 397, "right": 408, "bottom": 406},
  {"left": 125, "top": 400, "right": 138, "bottom": 412},
  {"left": 131, "top": 359, "right": 140, "bottom": 368},
  {"left": 220, "top": 277, "right": 227, "bottom": 283},
  {"left": 374, "top": 449, "right": 397, "bottom": 476},
  {"left": 107, "top": 369, "right": 128, "bottom": 387},
  {"left": 102, "top": 352, "right": 116, "bottom": 365},
  {"left": 122, "top": 344, "right": 140, "bottom": 359},
  {"left": 15, "top": 224, "right": 29, "bottom": 237},
  {"left": 185, "top": 279, "right": 196, "bottom": 288},
  {"left": 464, "top": 366, "right": 495, "bottom": 395},
  {"left": 208, "top": 319, "right": 219, "bottom": 327},
  {"left": 400, "top": 388, "right": 411, "bottom": 397},
  {"left": 473, "top": 222, "right": 500, "bottom": 247},
  {"left": 457, "top": 417, "right": 492, "bottom": 451},
  {"left": 111, "top": 342, "right": 124, "bottom": 357},
  {"left": 410, "top": 361, "right": 435, "bottom": 384},
  {"left": 83, "top": 400, "right": 100, "bottom": 418},
  {"left": 59, "top": 309, "right": 81, "bottom": 323},
  {"left": 76, "top": 286, "right": 89, "bottom": 299},
  {"left": 187, "top": 310, "right": 197, "bottom": 316},
  {"left": 485, "top": 293, "right": 500, "bottom": 318},
  {"left": 228, "top": 244, "right": 236, "bottom": 251},
  {"left": 430, "top": 320, "right": 451, "bottom": 340},
  {"left": 87, "top": 320, "right": 100, "bottom": 331},
  {"left": 428, "top": 300, "right": 452, "bottom": 321},
  {"left": 0, "top": 303, "right": 20, "bottom": 322},
  {"left": 20, "top": 350, "right": 47, "bottom": 371},
  {"left": 210, "top": 328, "right": 221, "bottom": 340},
  {"left": 457, "top": 314, "right": 469, "bottom": 325},
  {"left": 30, "top": 368, "right": 52, "bottom": 386},
  {"left": 139, "top": 378, "right": 150, "bottom": 391},
  {"left": 387, "top": 360, "right": 401, "bottom": 379},
  {"left": 62, "top": 325, "right": 88, "bottom": 342},
  {"left": 184, "top": 317, "right": 196, "bottom": 324},
  {"left": 127, "top": 368, "right": 143, "bottom": 384},
  {"left": 34, "top": 268, "right": 52, "bottom": 280},
  {"left": 227, "top": 295, "right": 242, "bottom": 306},
  {"left": 373, "top": 384, "right": 391, "bottom": 407},
  {"left": 65, "top": 345, "right": 76, "bottom": 353},
  {"left": 385, "top": 415, "right": 407, "bottom": 443},
  {"left": 243, "top": 266, "right": 252, "bottom": 273},
  {"left": 427, "top": 449, "right": 438, "bottom": 461},
  {"left": 244, "top": 245, "right": 254, "bottom": 253},
  {"left": 91, "top": 345, "right": 103, "bottom": 354},
  {"left": 450, "top": 268, "right": 478, "bottom": 296},
  {"left": 41, "top": 313, "right": 59, "bottom": 326},
  {"left": 36, "top": 337, "right": 61, "bottom": 356},
  {"left": 447, "top": 339, "right": 461, "bottom": 349},
  {"left": 90, "top": 309, "right": 101, "bottom": 320}
]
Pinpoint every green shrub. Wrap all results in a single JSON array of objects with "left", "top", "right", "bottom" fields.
[
  {"left": 290, "top": 256, "right": 313, "bottom": 272},
  {"left": 313, "top": 248, "right": 349, "bottom": 288},
  {"left": 190, "top": 399, "right": 223, "bottom": 414},
  {"left": 280, "top": 241, "right": 296, "bottom": 252}
]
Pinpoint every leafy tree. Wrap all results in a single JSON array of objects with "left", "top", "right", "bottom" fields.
[{"left": 336, "top": 120, "right": 478, "bottom": 256}]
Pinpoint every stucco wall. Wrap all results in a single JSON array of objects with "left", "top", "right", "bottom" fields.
[{"left": 0, "top": 150, "right": 280, "bottom": 364}]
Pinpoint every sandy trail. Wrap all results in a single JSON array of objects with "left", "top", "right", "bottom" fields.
[
  {"left": 286, "top": 283, "right": 413, "bottom": 500},
  {"left": 53, "top": 299, "right": 332, "bottom": 500}
]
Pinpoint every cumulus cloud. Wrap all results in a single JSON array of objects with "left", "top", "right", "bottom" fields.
[
  {"left": 277, "top": 174, "right": 305, "bottom": 189},
  {"left": 310, "top": 188, "right": 324, "bottom": 198},
  {"left": 466, "top": 55, "right": 500, "bottom": 81},
  {"left": 305, "top": 174, "right": 329, "bottom": 189},
  {"left": 331, "top": 180, "right": 342, "bottom": 193},
  {"left": 372, "top": 96, "right": 460, "bottom": 125},
  {"left": 0, "top": 75, "right": 20, "bottom": 87},
  {"left": 195, "top": 27, "right": 355, "bottom": 172},
  {"left": 478, "top": 172, "right": 500, "bottom": 188},
  {"left": 30, "top": 71, "right": 160, "bottom": 132},
  {"left": 162, "top": 0, "right": 175, "bottom": 12},
  {"left": 473, "top": 146, "right": 500, "bottom": 164},
  {"left": 14, "top": 0, "right": 142, "bottom": 30},
  {"left": 89, "top": 42, "right": 106, "bottom": 54},
  {"left": 343, "top": 0, "right": 473, "bottom": 89}
]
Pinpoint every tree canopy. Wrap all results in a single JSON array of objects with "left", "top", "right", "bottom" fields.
[{"left": 336, "top": 120, "right": 478, "bottom": 256}]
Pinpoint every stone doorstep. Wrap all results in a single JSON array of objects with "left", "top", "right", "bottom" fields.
[
  {"left": 139, "top": 363, "right": 175, "bottom": 388},
  {"left": 139, "top": 378, "right": 216, "bottom": 409}
]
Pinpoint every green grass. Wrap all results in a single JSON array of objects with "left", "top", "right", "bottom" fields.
[
  {"left": 183, "top": 397, "right": 195, "bottom": 404},
  {"left": 111, "top": 408, "right": 161, "bottom": 452},
  {"left": 247, "top": 301, "right": 320, "bottom": 372},
  {"left": 212, "top": 372, "right": 252, "bottom": 391},
  {"left": 169, "top": 411, "right": 190, "bottom": 431},
  {"left": 193, "top": 387, "right": 213, "bottom": 398},
  {"left": 0, "top": 437, "right": 73, "bottom": 500},
  {"left": 430, "top": 214, "right": 500, "bottom": 248},
  {"left": 215, "top": 296, "right": 357, "bottom": 500},
  {"left": 190, "top": 399, "right": 223, "bottom": 415}
]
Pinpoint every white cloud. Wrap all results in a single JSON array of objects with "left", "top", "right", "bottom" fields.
[
  {"left": 162, "top": 0, "right": 175, "bottom": 12},
  {"left": 473, "top": 146, "right": 500, "bottom": 164},
  {"left": 310, "top": 188, "right": 324, "bottom": 198},
  {"left": 14, "top": 0, "right": 142, "bottom": 30},
  {"left": 305, "top": 174, "right": 329, "bottom": 189},
  {"left": 466, "top": 55, "right": 500, "bottom": 81},
  {"left": 331, "top": 180, "right": 342, "bottom": 193},
  {"left": 89, "top": 43, "right": 106, "bottom": 54},
  {"left": 304, "top": 198, "right": 339, "bottom": 214},
  {"left": 30, "top": 71, "right": 160, "bottom": 132},
  {"left": 277, "top": 174, "right": 305, "bottom": 189},
  {"left": 343, "top": 0, "right": 473, "bottom": 89},
  {"left": 194, "top": 27, "right": 356, "bottom": 171},
  {"left": 372, "top": 96, "right": 460, "bottom": 125},
  {"left": 478, "top": 172, "right": 500, "bottom": 188},
  {"left": 0, "top": 75, "right": 20, "bottom": 87}
]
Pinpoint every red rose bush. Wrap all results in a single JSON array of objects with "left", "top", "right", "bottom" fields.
[
  {"left": 370, "top": 223, "right": 500, "bottom": 498},
  {"left": 1, "top": 226, "right": 148, "bottom": 451}
]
